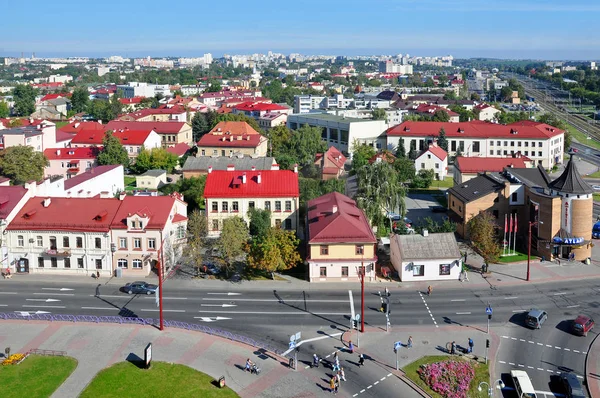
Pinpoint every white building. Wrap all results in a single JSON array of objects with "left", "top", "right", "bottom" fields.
[
  {"left": 415, "top": 143, "right": 448, "bottom": 180},
  {"left": 390, "top": 232, "right": 462, "bottom": 281},
  {"left": 63, "top": 165, "right": 125, "bottom": 198},
  {"left": 293, "top": 95, "right": 354, "bottom": 114}
]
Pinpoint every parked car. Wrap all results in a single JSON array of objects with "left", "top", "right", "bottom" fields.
[
  {"left": 525, "top": 308, "right": 548, "bottom": 329},
  {"left": 560, "top": 372, "right": 586, "bottom": 398},
  {"left": 122, "top": 281, "right": 158, "bottom": 295},
  {"left": 572, "top": 315, "right": 594, "bottom": 336},
  {"left": 593, "top": 221, "right": 600, "bottom": 239},
  {"left": 431, "top": 206, "right": 447, "bottom": 213},
  {"left": 591, "top": 185, "right": 600, "bottom": 191}
]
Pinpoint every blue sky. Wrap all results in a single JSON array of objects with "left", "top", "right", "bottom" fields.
[{"left": 1, "top": 0, "right": 599, "bottom": 59}]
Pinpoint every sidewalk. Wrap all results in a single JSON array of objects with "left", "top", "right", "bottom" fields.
[
  {"left": 0, "top": 320, "right": 324, "bottom": 398},
  {"left": 585, "top": 333, "right": 600, "bottom": 398}
]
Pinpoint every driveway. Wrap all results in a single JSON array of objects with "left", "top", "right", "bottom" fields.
[{"left": 405, "top": 192, "right": 447, "bottom": 225}]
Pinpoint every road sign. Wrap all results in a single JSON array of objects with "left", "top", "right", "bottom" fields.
[
  {"left": 289, "top": 341, "right": 296, "bottom": 350},
  {"left": 294, "top": 332, "right": 301, "bottom": 341},
  {"left": 290, "top": 334, "right": 295, "bottom": 342},
  {"left": 485, "top": 307, "right": 493, "bottom": 315}
]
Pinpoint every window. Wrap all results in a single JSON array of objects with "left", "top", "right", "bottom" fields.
[
  {"left": 49, "top": 236, "right": 57, "bottom": 249},
  {"left": 232, "top": 201, "right": 239, "bottom": 212},
  {"left": 212, "top": 202, "right": 218, "bottom": 212},
  {"left": 51, "top": 257, "right": 58, "bottom": 268},
  {"left": 531, "top": 141, "right": 535, "bottom": 147},
  {"left": 76, "top": 237, "right": 83, "bottom": 248},
  {"left": 64, "top": 258, "right": 71, "bottom": 268},
  {"left": 510, "top": 141, "right": 514, "bottom": 147},
  {"left": 355, "top": 245, "right": 364, "bottom": 255},
  {"left": 285, "top": 201, "right": 292, "bottom": 212},
  {"left": 275, "top": 201, "right": 282, "bottom": 211},
  {"left": 95, "top": 238, "right": 101, "bottom": 249},
  {"left": 222, "top": 201, "right": 228, "bottom": 212},
  {"left": 320, "top": 267, "right": 327, "bottom": 277},
  {"left": 320, "top": 245, "right": 329, "bottom": 255},
  {"left": 119, "top": 237, "right": 127, "bottom": 249},
  {"left": 512, "top": 192, "right": 518, "bottom": 202},
  {"left": 201, "top": 149, "right": 206, "bottom": 156},
  {"left": 177, "top": 224, "right": 185, "bottom": 239},
  {"left": 38, "top": 257, "right": 44, "bottom": 268},
  {"left": 63, "top": 236, "right": 70, "bottom": 248},
  {"left": 524, "top": 151, "right": 529, "bottom": 156},
  {"left": 458, "top": 205, "right": 462, "bottom": 212},
  {"left": 265, "top": 201, "right": 271, "bottom": 211},
  {"left": 342, "top": 266, "right": 349, "bottom": 277},
  {"left": 496, "top": 140, "right": 501, "bottom": 146},
  {"left": 504, "top": 141, "right": 508, "bottom": 146},
  {"left": 117, "top": 259, "right": 128, "bottom": 268},
  {"left": 148, "top": 238, "right": 156, "bottom": 250},
  {"left": 496, "top": 150, "right": 501, "bottom": 155},
  {"left": 36, "top": 236, "right": 43, "bottom": 247},
  {"left": 212, "top": 149, "right": 218, "bottom": 156},
  {"left": 95, "top": 259, "right": 102, "bottom": 270},
  {"left": 131, "top": 221, "right": 137, "bottom": 228},
  {"left": 249, "top": 201, "right": 255, "bottom": 209},
  {"left": 473, "top": 141, "right": 480, "bottom": 152},
  {"left": 412, "top": 264, "right": 424, "bottom": 276},
  {"left": 518, "top": 141, "right": 522, "bottom": 147},
  {"left": 451, "top": 141, "right": 456, "bottom": 151},
  {"left": 538, "top": 142, "right": 542, "bottom": 147},
  {"left": 77, "top": 258, "right": 84, "bottom": 268},
  {"left": 490, "top": 141, "right": 494, "bottom": 146},
  {"left": 538, "top": 151, "right": 542, "bottom": 157},
  {"left": 17, "top": 235, "right": 24, "bottom": 247},
  {"left": 435, "top": 163, "right": 439, "bottom": 169},
  {"left": 525, "top": 141, "right": 529, "bottom": 147},
  {"left": 133, "top": 238, "right": 141, "bottom": 249},
  {"left": 284, "top": 219, "right": 292, "bottom": 230},
  {"left": 421, "top": 163, "right": 425, "bottom": 169},
  {"left": 490, "top": 150, "right": 493, "bottom": 155},
  {"left": 427, "top": 154, "right": 431, "bottom": 159},
  {"left": 439, "top": 264, "right": 451, "bottom": 276},
  {"left": 275, "top": 219, "right": 282, "bottom": 228},
  {"left": 503, "top": 150, "right": 507, "bottom": 156},
  {"left": 212, "top": 219, "right": 219, "bottom": 231},
  {"left": 132, "top": 259, "right": 142, "bottom": 269}
]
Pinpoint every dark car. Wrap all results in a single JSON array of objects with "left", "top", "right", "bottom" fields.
[
  {"left": 572, "top": 315, "right": 594, "bottom": 336},
  {"left": 431, "top": 206, "right": 447, "bottom": 213},
  {"left": 123, "top": 281, "right": 158, "bottom": 295},
  {"left": 560, "top": 372, "right": 586, "bottom": 398},
  {"left": 593, "top": 221, "right": 600, "bottom": 239}
]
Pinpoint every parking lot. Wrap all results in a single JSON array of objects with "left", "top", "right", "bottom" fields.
[{"left": 404, "top": 191, "right": 448, "bottom": 226}]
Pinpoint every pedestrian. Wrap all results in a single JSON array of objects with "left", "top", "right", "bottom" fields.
[
  {"left": 334, "top": 379, "right": 339, "bottom": 395},
  {"left": 427, "top": 285, "right": 432, "bottom": 296},
  {"left": 358, "top": 353, "right": 365, "bottom": 366},
  {"left": 335, "top": 371, "right": 341, "bottom": 385},
  {"left": 96, "top": 270, "right": 100, "bottom": 279},
  {"left": 468, "top": 337, "right": 474, "bottom": 354},
  {"left": 385, "top": 286, "right": 390, "bottom": 297},
  {"left": 329, "top": 376, "right": 336, "bottom": 394},
  {"left": 340, "top": 367, "right": 346, "bottom": 382},
  {"left": 451, "top": 341, "right": 456, "bottom": 355},
  {"left": 407, "top": 336, "right": 413, "bottom": 349},
  {"left": 245, "top": 358, "right": 252, "bottom": 372},
  {"left": 333, "top": 356, "right": 340, "bottom": 372},
  {"left": 313, "top": 353, "right": 319, "bottom": 368},
  {"left": 348, "top": 340, "right": 354, "bottom": 354},
  {"left": 464, "top": 251, "right": 468, "bottom": 263}
]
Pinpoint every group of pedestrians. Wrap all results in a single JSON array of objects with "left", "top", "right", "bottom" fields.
[{"left": 313, "top": 340, "right": 366, "bottom": 394}]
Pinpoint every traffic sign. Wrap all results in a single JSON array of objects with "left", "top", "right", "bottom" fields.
[
  {"left": 485, "top": 307, "right": 493, "bottom": 315},
  {"left": 294, "top": 332, "right": 301, "bottom": 341},
  {"left": 354, "top": 314, "right": 360, "bottom": 321},
  {"left": 289, "top": 341, "right": 296, "bottom": 350}
]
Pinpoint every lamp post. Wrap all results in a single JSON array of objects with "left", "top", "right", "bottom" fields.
[
  {"left": 527, "top": 221, "right": 540, "bottom": 282},
  {"left": 358, "top": 263, "right": 365, "bottom": 333}
]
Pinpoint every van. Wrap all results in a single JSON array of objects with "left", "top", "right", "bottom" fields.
[
  {"left": 511, "top": 370, "right": 537, "bottom": 398},
  {"left": 592, "top": 221, "right": 600, "bottom": 239},
  {"left": 525, "top": 309, "right": 548, "bottom": 329}
]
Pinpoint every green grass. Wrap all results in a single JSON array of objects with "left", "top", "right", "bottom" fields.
[
  {"left": 80, "top": 361, "right": 239, "bottom": 398},
  {"left": 124, "top": 176, "right": 136, "bottom": 192},
  {"left": 54, "top": 121, "right": 69, "bottom": 128},
  {"left": 594, "top": 193, "right": 600, "bottom": 202},
  {"left": 0, "top": 354, "right": 78, "bottom": 398},
  {"left": 587, "top": 170, "right": 600, "bottom": 178},
  {"left": 403, "top": 355, "right": 490, "bottom": 398},
  {"left": 431, "top": 176, "right": 454, "bottom": 189},
  {"left": 498, "top": 250, "right": 532, "bottom": 263},
  {"left": 566, "top": 122, "right": 600, "bottom": 150}
]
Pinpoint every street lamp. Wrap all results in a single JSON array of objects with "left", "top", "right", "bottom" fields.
[
  {"left": 478, "top": 380, "right": 505, "bottom": 397},
  {"left": 527, "top": 220, "right": 542, "bottom": 282}
]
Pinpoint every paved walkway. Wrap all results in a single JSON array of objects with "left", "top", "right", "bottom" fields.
[{"left": 586, "top": 333, "right": 600, "bottom": 398}]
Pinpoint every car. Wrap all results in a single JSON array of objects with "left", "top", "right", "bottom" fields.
[
  {"left": 570, "top": 147, "right": 579, "bottom": 153},
  {"left": 431, "top": 206, "right": 447, "bottom": 213},
  {"left": 572, "top": 315, "right": 594, "bottom": 336},
  {"left": 560, "top": 372, "right": 586, "bottom": 398},
  {"left": 593, "top": 221, "right": 600, "bottom": 239},
  {"left": 123, "top": 281, "right": 158, "bottom": 295},
  {"left": 591, "top": 185, "right": 600, "bottom": 191},
  {"left": 201, "top": 261, "right": 222, "bottom": 275},
  {"left": 525, "top": 308, "right": 548, "bottom": 329}
]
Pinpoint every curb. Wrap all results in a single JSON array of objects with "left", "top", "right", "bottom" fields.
[{"left": 585, "top": 331, "right": 600, "bottom": 398}]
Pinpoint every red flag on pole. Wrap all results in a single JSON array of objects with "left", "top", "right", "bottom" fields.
[
  {"left": 509, "top": 214, "right": 513, "bottom": 233},
  {"left": 504, "top": 214, "right": 508, "bottom": 233},
  {"left": 514, "top": 214, "right": 518, "bottom": 234}
]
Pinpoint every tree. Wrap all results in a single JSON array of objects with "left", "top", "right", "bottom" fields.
[
  {"left": 410, "top": 169, "right": 434, "bottom": 189},
  {"left": 281, "top": 124, "right": 327, "bottom": 167},
  {"left": 215, "top": 216, "right": 249, "bottom": 275},
  {"left": 0, "top": 101, "right": 9, "bottom": 118},
  {"left": 393, "top": 156, "right": 416, "bottom": 183},
  {"left": 267, "top": 125, "right": 292, "bottom": 158},
  {"left": 500, "top": 86, "right": 513, "bottom": 102},
  {"left": 159, "top": 176, "right": 206, "bottom": 211},
  {"left": 96, "top": 131, "right": 130, "bottom": 168},
  {"left": 299, "top": 177, "right": 345, "bottom": 208},
  {"left": 395, "top": 138, "right": 406, "bottom": 158},
  {"left": 443, "top": 91, "right": 457, "bottom": 100},
  {"left": 0, "top": 146, "right": 48, "bottom": 185},
  {"left": 414, "top": 217, "right": 456, "bottom": 235},
  {"left": 467, "top": 211, "right": 501, "bottom": 264},
  {"left": 372, "top": 108, "right": 387, "bottom": 121},
  {"left": 108, "top": 90, "right": 124, "bottom": 119},
  {"left": 470, "top": 92, "right": 481, "bottom": 101},
  {"left": 71, "top": 86, "right": 89, "bottom": 113},
  {"left": 454, "top": 146, "right": 463, "bottom": 161},
  {"left": 149, "top": 147, "right": 179, "bottom": 173},
  {"left": 12, "top": 84, "right": 36, "bottom": 116},
  {"left": 437, "top": 127, "right": 449, "bottom": 152},
  {"left": 246, "top": 227, "right": 301, "bottom": 278},
  {"left": 182, "top": 210, "right": 207, "bottom": 274},
  {"left": 351, "top": 142, "right": 377, "bottom": 174},
  {"left": 437, "top": 75, "right": 449, "bottom": 86},
  {"left": 206, "top": 82, "right": 222, "bottom": 92},
  {"left": 408, "top": 140, "right": 418, "bottom": 160},
  {"left": 191, "top": 112, "right": 209, "bottom": 142},
  {"left": 431, "top": 109, "right": 450, "bottom": 122},
  {"left": 248, "top": 208, "right": 271, "bottom": 239}
]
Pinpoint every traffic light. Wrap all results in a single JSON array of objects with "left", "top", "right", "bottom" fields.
[
  {"left": 486, "top": 339, "right": 490, "bottom": 348},
  {"left": 488, "top": 314, "right": 492, "bottom": 320}
]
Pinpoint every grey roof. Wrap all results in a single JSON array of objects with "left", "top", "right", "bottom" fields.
[
  {"left": 448, "top": 173, "right": 506, "bottom": 202},
  {"left": 376, "top": 90, "right": 400, "bottom": 101},
  {"left": 182, "top": 156, "right": 276, "bottom": 172},
  {"left": 393, "top": 232, "right": 461, "bottom": 261},
  {"left": 47, "top": 98, "right": 70, "bottom": 106},
  {"left": 503, "top": 164, "right": 551, "bottom": 188},
  {"left": 0, "top": 126, "right": 43, "bottom": 138},
  {"left": 139, "top": 169, "right": 166, "bottom": 177},
  {"left": 548, "top": 155, "right": 594, "bottom": 194}
]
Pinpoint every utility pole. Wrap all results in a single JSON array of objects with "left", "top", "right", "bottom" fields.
[
  {"left": 359, "top": 262, "right": 365, "bottom": 333},
  {"left": 527, "top": 221, "right": 538, "bottom": 282},
  {"left": 158, "top": 248, "right": 164, "bottom": 331}
]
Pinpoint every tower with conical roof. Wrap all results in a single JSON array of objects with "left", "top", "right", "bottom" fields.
[{"left": 547, "top": 154, "right": 593, "bottom": 260}]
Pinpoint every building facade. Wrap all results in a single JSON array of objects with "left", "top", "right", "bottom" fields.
[
  {"left": 196, "top": 121, "right": 268, "bottom": 158},
  {"left": 414, "top": 143, "right": 448, "bottom": 180}
]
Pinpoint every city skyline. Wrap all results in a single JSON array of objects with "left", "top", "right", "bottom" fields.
[{"left": 2, "top": 0, "right": 599, "bottom": 60}]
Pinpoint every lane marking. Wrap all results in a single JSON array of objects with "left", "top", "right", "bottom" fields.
[
  {"left": 373, "top": 381, "right": 379, "bottom": 385},
  {"left": 555, "top": 346, "right": 561, "bottom": 349},
  {"left": 197, "top": 310, "right": 348, "bottom": 315},
  {"left": 566, "top": 305, "right": 580, "bottom": 308},
  {"left": 22, "top": 305, "right": 65, "bottom": 308},
  {"left": 81, "top": 307, "right": 119, "bottom": 310},
  {"left": 504, "top": 296, "right": 518, "bottom": 299},
  {"left": 88, "top": 295, "right": 188, "bottom": 300},
  {"left": 283, "top": 332, "right": 343, "bottom": 356},
  {"left": 0, "top": 304, "right": 7, "bottom": 307},
  {"left": 0, "top": 292, "right": 17, "bottom": 295},
  {"left": 33, "top": 293, "right": 73, "bottom": 296},
  {"left": 511, "top": 337, "right": 517, "bottom": 340},
  {"left": 520, "top": 339, "right": 526, "bottom": 342},
  {"left": 450, "top": 299, "right": 465, "bottom": 302},
  {"left": 518, "top": 364, "right": 524, "bottom": 367},
  {"left": 564, "top": 348, "right": 570, "bottom": 351},
  {"left": 512, "top": 310, "right": 523, "bottom": 313},
  {"left": 202, "top": 298, "right": 348, "bottom": 302},
  {"left": 509, "top": 362, "right": 515, "bottom": 365},
  {"left": 140, "top": 309, "right": 185, "bottom": 313},
  {"left": 554, "top": 292, "right": 567, "bottom": 296},
  {"left": 499, "top": 361, "right": 506, "bottom": 364},
  {"left": 419, "top": 292, "right": 438, "bottom": 328},
  {"left": 456, "top": 312, "right": 471, "bottom": 315}
]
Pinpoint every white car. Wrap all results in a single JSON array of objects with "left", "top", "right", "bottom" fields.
[{"left": 592, "top": 185, "right": 600, "bottom": 191}]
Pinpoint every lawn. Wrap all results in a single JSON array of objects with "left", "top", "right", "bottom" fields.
[
  {"left": 594, "top": 193, "right": 600, "bottom": 202},
  {"left": 498, "top": 250, "right": 532, "bottom": 263},
  {"left": 566, "top": 122, "right": 600, "bottom": 150},
  {"left": 587, "top": 170, "right": 600, "bottom": 178},
  {"left": 403, "top": 355, "right": 490, "bottom": 398},
  {"left": 54, "top": 121, "right": 70, "bottom": 128},
  {"left": 0, "top": 354, "right": 78, "bottom": 398},
  {"left": 430, "top": 177, "right": 454, "bottom": 189},
  {"left": 80, "top": 361, "right": 239, "bottom": 398},
  {"left": 124, "top": 176, "right": 136, "bottom": 192}
]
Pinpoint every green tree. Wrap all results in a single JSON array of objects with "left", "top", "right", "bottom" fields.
[
  {"left": 268, "top": 125, "right": 292, "bottom": 158},
  {"left": 500, "top": 86, "right": 513, "bottom": 102},
  {"left": 431, "top": 109, "right": 450, "bottom": 122},
  {"left": 470, "top": 92, "right": 481, "bottom": 101},
  {"left": 108, "top": 90, "right": 124, "bottom": 119},
  {"left": 96, "top": 131, "right": 130, "bottom": 168},
  {"left": 467, "top": 211, "right": 501, "bottom": 264},
  {"left": 71, "top": 86, "right": 89, "bottom": 113},
  {"left": 12, "top": 84, "right": 36, "bottom": 116},
  {"left": 410, "top": 169, "right": 434, "bottom": 189},
  {"left": 206, "top": 82, "right": 222, "bottom": 92},
  {"left": 216, "top": 216, "right": 249, "bottom": 275},
  {"left": 393, "top": 156, "right": 416, "bottom": 183},
  {"left": 246, "top": 227, "right": 301, "bottom": 279},
  {"left": 437, "top": 127, "right": 449, "bottom": 152},
  {"left": 408, "top": 140, "right": 418, "bottom": 160},
  {"left": 0, "top": 101, "right": 9, "bottom": 118},
  {"left": 182, "top": 209, "right": 207, "bottom": 274},
  {"left": 437, "top": 75, "right": 449, "bottom": 86},
  {"left": 395, "top": 138, "right": 406, "bottom": 158},
  {"left": 191, "top": 112, "right": 209, "bottom": 142},
  {"left": 371, "top": 108, "right": 387, "bottom": 121},
  {"left": 299, "top": 177, "right": 345, "bottom": 208},
  {"left": 0, "top": 146, "right": 48, "bottom": 185},
  {"left": 351, "top": 142, "right": 377, "bottom": 174},
  {"left": 248, "top": 208, "right": 271, "bottom": 239},
  {"left": 149, "top": 147, "right": 179, "bottom": 173},
  {"left": 443, "top": 91, "right": 457, "bottom": 100},
  {"left": 414, "top": 217, "right": 456, "bottom": 234},
  {"left": 287, "top": 124, "right": 327, "bottom": 167},
  {"left": 160, "top": 176, "right": 206, "bottom": 211}
]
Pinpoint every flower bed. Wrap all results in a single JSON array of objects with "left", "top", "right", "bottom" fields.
[
  {"left": 2, "top": 353, "right": 28, "bottom": 366},
  {"left": 417, "top": 359, "right": 475, "bottom": 398}
]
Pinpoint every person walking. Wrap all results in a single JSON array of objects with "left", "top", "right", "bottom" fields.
[
  {"left": 451, "top": 341, "right": 456, "bottom": 355},
  {"left": 333, "top": 355, "right": 340, "bottom": 372},
  {"left": 313, "top": 353, "right": 319, "bottom": 368},
  {"left": 407, "top": 336, "right": 413, "bottom": 349},
  {"left": 427, "top": 285, "right": 432, "bottom": 296},
  {"left": 335, "top": 371, "right": 341, "bottom": 385},
  {"left": 358, "top": 353, "right": 365, "bottom": 366},
  {"left": 348, "top": 340, "right": 354, "bottom": 354},
  {"left": 329, "top": 376, "right": 336, "bottom": 394},
  {"left": 468, "top": 338, "right": 474, "bottom": 354},
  {"left": 334, "top": 378, "right": 339, "bottom": 395},
  {"left": 340, "top": 367, "right": 346, "bottom": 382}
]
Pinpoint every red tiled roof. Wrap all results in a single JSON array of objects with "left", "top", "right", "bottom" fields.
[
  {"left": 44, "top": 147, "right": 99, "bottom": 160},
  {"left": 59, "top": 121, "right": 105, "bottom": 135},
  {"left": 71, "top": 129, "right": 153, "bottom": 146},
  {"left": 166, "top": 142, "right": 190, "bottom": 156},
  {"left": 204, "top": 170, "right": 299, "bottom": 199},
  {"left": 368, "top": 152, "right": 396, "bottom": 164},
  {"left": 197, "top": 121, "right": 264, "bottom": 148},
  {"left": 119, "top": 97, "right": 143, "bottom": 104},
  {"left": 31, "top": 82, "right": 63, "bottom": 88},
  {"left": 41, "top": 93, "right": 71, "bottom": 102},
  {"left": 234, "top": 102, "right": 288, "bottom": 112},
  {"left": 418, "top": 144, "right": 447, "bottom": 161},
  {"left": 307, "top": 192, "right": 376, "bottom": 244},
  {"left": 64, "top": 165, "right": 121, "bottom": 190},
  {"left": 0, "top": 186, "right": 29, "bottom": 220},
  {"left": 106, "top": 120, "right": 186, "bottom": 134},
  {"left": 172, "top": 213, "right": 187, "bottom": 223},
  {"left": 110, "top": 195, "right": 180, "bottom": 230},
  {"left": 7, "top": 197, "right": 122, "bottom": 232},
  {"left": 455, "top": 156, "right": 529, "bottom": 173},
  {"left": 387, "top": 121, "right": 565, "bottom": 139},
  {"left": 122, "top": 106, "right": 186, "bottom": 120},
  {"left": 319, "top": 146, "right": 346, "bottom": 170},
  {"left": 55, "top": 130, "right": 76, "bottom": 143}
]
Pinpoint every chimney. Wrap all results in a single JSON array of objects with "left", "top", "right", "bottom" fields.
[
  {"left": 43, "top": 198, "right": 52, "bottom": 208},
  {"left": 56, "top": 149, "right": 61, "bottom": 155},
  {"left": 251, "top": 166, "right": 256, "bottom": 171},
  {"left": 257, "top": 172, "right": 261, "bottom": 184},
  {"left": 422, "top": 229, "right": 429, "bottom": 237},
  {"left": 271, "top": 163, "right": 280, "bottom": 170},
  {"left": 294, "top": 164, "right": 298, "bottom": 173},
  {"left": 119, "top": 192, "right": 126, "bottom": 200},
  {"left": 98, "top": 120, "right": 102, "bottom": 125},
  {"left": 242, "top": 172, "right": 247, "bottom": 184},
  {"left": 227, "top": 164, "right": 235, "bottom": 171},
  {"left": 208, "top": 166, "right": 212, "bottom": 174},
  {"left": 332, "top": 205, "right": 338, "bottom": 214}
]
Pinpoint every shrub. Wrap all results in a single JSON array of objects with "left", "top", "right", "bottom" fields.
[{"left": 417, "top": 359, "right": 475, "bottom": 398}]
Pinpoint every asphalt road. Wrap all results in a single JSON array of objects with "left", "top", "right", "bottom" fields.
[{"left": 2, "top": 278, "right": 599, "bottom": 397}]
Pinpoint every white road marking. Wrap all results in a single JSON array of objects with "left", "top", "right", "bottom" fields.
[
  {"left": 194, "top": 317, "right": 232, "bottom": 322},
  {"left": 518, "top": 364, "right": 524, "bottom": 367},
  {"left": 456, "top": 312, "right": 471, "bottom": 315},
  {"left": 22, "top": 305, "right": 65, "bottom": 308},
  {"left": 367, "top": 385, "right": 372, "bottom": 389},
  {"left": 88, "top": 295, "right": 187, "bottom": 299},
  {"left": 566, "top": 305, "right": 580, "bottom": 308},
  {"left": 42, "top": 288, "right": 73, "bottom": 291},
  {"left": 81, "top": 307, "right": 119, "bottom": 310},
  {"left": 0, "top": 304, "right": 7, "bottom": 307},
  {"left": 387, "top": 373, "right": 392, "bottom": 377},
  {"left": 282, "top": 332, "right": 343, "bottom": 356},
  {"left": 520, "top": 339, "right": 526, "bottom": 342},
  {"left": 26, "top": 298, "right": 60, "bottom": 302},
  {"left": 373, "top": 381, "right": 379, "bottom": 385},
  {"left": 538, "top": 343, "right": 544, "bottom": 346},
  {"left": 555, "top": 346, "right": 561, "bottom": 349},
  {"left": 200, "top": 304, "right": 237, "bottom": 308},
  {"left": 546, "top": 345, "right": 553, "bottom": 348},
  {"left": 553, "top": 292, "right": 567, "bottom": 296},
  {"left": 202, "top": 297, "right": 348, "bottom": 302},
  {"left": 0, "top": 292, "right": 17, "bottom": 295},
  {"left": 504, "top": 296, "right": 518, "bottom": 299},
  {"left": 528, "top": 341, "right": 534, "bottom": 344},
  {"left": 537, "top": 368, "right": 544, "bottom": 371},
  {"left": 380, "top": 377, "right": 386, "bottom": 381},
  {"left": 419, "top": 292, "right": 438, "bottom": 328},
  {"left": 360, "top": 390, "right": 365, "bottom": 393},
  {"left": 140, "top": 309, "right": 185, "bottom": 312},
  {"left": 499, "top": 361, "right": 506, "bottom": 364},
  {"left": 207, "top": 292, "right": 241, "bottom": 296},
  {"left": 197, "top": 310, "right": 348, "bottom": 315},
  {"left": 502, "top": 335, "right": 509, "bottom": 338},
  {"left": 573, "top": 350, "right": 580, "bottom": 353},
  {"left": 450, "top": 299, "right": 465, "bottom": 302},
  {"left": 528, "top": 366, "right": 534, "bottom": 369},
  {"left": 512, "top": 310, "right": 523, "bottom": 313},
  {"left": 511, "top": 337, "right": 517, "bottom": 340},
  {"left": 564, "top": 348, "right": 570, "bottom": 351},
  {"left": 509, "top": 362, "right": 516, "bottom": 365},
  {"left": 33, "top": 293, "right": 73, "bottom": 296}
]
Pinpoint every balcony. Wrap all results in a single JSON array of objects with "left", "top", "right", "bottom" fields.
[{"left": 43, "top": 248, "right": 71, "bottom": 257}]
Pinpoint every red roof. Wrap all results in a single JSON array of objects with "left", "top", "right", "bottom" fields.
[
  {"left": 31, "top": 82, "right": 63, "bottom": 89},
  {"left": 166, "top": 142, "right": 190, "bottom": 156},
  {"left": 197, "top": 121, "right": 264, "bottom": 148},
  {"left": 369, "top": 152, "right": 396, "bottom": 164},
  {"left": 316, "top": 146, "right": 346, "bottom": 171},
  {"left": 110, "top": 195, "right": 182, "bottom": 230},
  {"left": 234, "top": 102, "right": 288, "bottom": 112},
  {"left": 56, "top": 130, "right": 76, "bottom": 143},
  {"left": 307, "top": 192, "right": 376, "bottom": 244},
  {"left": 455, "top": 156, "right": 529, "bottom": 173},
  {"left": 71, "top": 129, "right": 153, "bottom": 146},
  {"left": 121, "top": 106, "right": 186, "bottom": 120},
  {"left": 204, "top": 170, "right": 299, "bottom": 199},
  {"left": 119, "top": 97, "right": 143, "bottom": 105},
  {"left": 106, "top": 120, "right": 186, "bottom": 134},
  {"left": 414, "top": 104, "right": 459, "bottom": 117},
  {"left": 474, "top": 103, "right": 497, "bottom": 111},
  {"left": 59, "top": 121, "right": 105, "bottom": 135},
  {"left": 44, "top": 147, "right": 99, "bottom": 160},
  {"left": 418, "top": 144, "right": 447, "bottom": 161},
  {"left": 41, "top": 93, "right": 71, "bottom": 102},
  {"left": 387, "top": 120, "right": 565, "bottom": 139},
  {"left": 172, "top": 213, "right": 187, "bottom": 223},
  {"left": 64, "top": 165, "right": 120, "bottom": 190},
  {"left": 0, "top": 186, "right": 29, "bottom": 220},
  {"left": 7, "top": 197, "right": 122, "bottom": 232}
]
